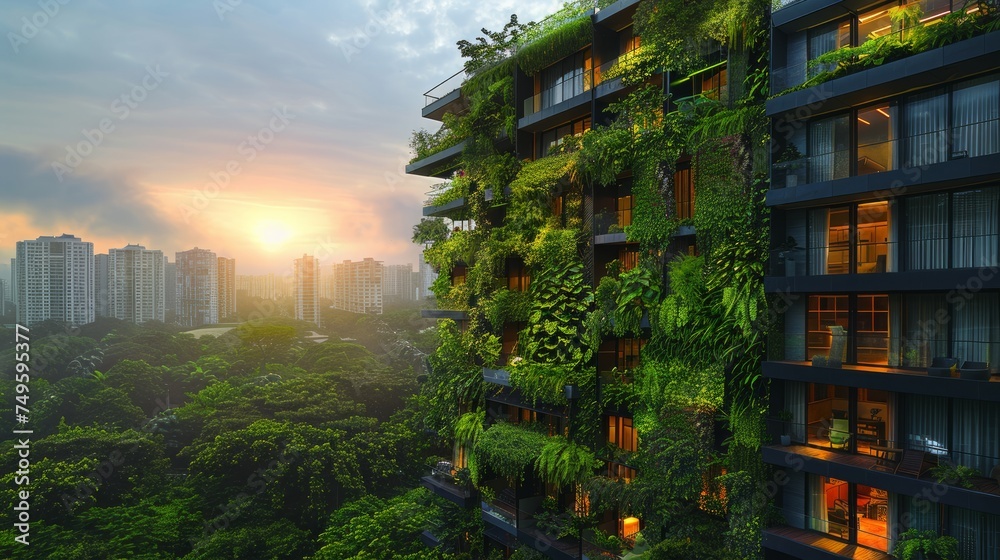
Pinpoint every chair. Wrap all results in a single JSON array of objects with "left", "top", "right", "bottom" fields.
[
  {"left": 829, "top": 418, "right": 851, "bottom": 449},
  {"left": 959, "top": 361, "right": 990, "bottom": 381},
  {"left": 828, "top": 499, "right": 849, "bottom": 538},
  {"left": 895, "top": 450, "right": 930, "bottom": 478},
  {"left": 927, "top": 357, "right": 958, "bottom": 377}
]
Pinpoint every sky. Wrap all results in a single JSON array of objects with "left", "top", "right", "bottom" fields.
[{"left": 0, "top": 0, "right": 563, "bottom": 275}]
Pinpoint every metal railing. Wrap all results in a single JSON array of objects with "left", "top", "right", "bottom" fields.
[
  {"left": 772, "top": 119, "right": 1000, "bottom": 189},
  {"left": 423, "top": 69, "right": 467, "bottom": 107}
]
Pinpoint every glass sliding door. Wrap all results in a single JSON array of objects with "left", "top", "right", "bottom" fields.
[
  {"left": 905, "top": 193, "right": 949, "bottom": 270},
  {"left": 952, "top": 187, "right": 999, "bottom": 269},
  {"left": 901, "top": 294, "right": 948, "bottom": 367},
  {"left": 857, "top": 103, "right": 896, "bottom": 175},
  {"left": 808, "top": 115, "right": 850, "bottom": 183},
  {"left": 856, "top": 201, "right": 890, "bottom": 273},
  {"left": 903, "top": 88, "right": 947, "bottom": 167},
  {"left": 952, "top": 75, "right": 999, "bottom": 159},
  {"left": 856, "top": 294, "right": 890, "bottom": 365}
]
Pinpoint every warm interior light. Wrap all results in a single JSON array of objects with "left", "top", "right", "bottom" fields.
[
  {"left": 921, "top": 10, "right": 951, "bottom": 22},
  {"left": 858, "top": 117, "right": 871, "bottom": 125},
  {"left": 622, "top": 516, "right": 640, "bottom": 536},
  {"left": 859, "top": 9, "right": 887, "bottom": 23},
  {"left": 876, "top": 108, "right": 890, "bottom": 118}
]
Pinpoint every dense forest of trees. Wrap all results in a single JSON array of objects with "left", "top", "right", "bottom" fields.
[{"left": 0, "top": 302, "right": 467, "bottom": 559}]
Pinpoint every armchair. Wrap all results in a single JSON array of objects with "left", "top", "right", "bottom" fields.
[
  {"left": 927, "top": 357, "right": 958, "bottom": 377},
  {"left": 829, "top": 418, "right": 851, "bottom": 449}
]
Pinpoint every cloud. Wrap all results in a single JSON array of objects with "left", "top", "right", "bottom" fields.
[{"left": 0, "top": 146, "right": 175, "bottom": 240}]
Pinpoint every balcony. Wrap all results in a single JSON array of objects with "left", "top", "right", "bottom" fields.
[
  {"left": 593, "top": 208, "right": 630, "bottom": 244},
  {"left": 768, "top": 30, "right": 1000, "bottom": 116},
  {"left": 421, "top": 462, "right": 476, "bottom": 508},
  {"left": 762, "top": 442, "right": 1000, "bottom": 513},
  {"left": 406, "top": 139, "right": 467, "bottom": 178},
  {"left": 520, "top": 71, "right": 594, "bottom": 132},
  {"left": 422, "top": 70, "right": 469, "bottom": 121},
  {"left": 764, "top": 525, "right": 893, "bottom": 560}
]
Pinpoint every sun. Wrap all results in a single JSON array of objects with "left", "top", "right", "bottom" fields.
[{"left": 255, "top": 220, "right": 293, "bottom": 250}]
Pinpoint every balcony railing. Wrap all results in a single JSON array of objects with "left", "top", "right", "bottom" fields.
[
  {"left": 772, "top": 119, "right": 1000, "bottom": 189},
  {"left": 594, "top": 47, "right": 644, "bottom": 86},
  {"left": 769, "top": 334, "right": 999, "bottom": 373},
  {"left": 423, "top": 69, "right": 467, "bottom": 107},
  {"left": 524, "top": 70, "right": 594, "bottom": 117},
  {"left": 594, "top": 209, "right": 631, "bottom": 236},
  {"left": 768, "top": 242, "right": 898, "bottom": 277}
]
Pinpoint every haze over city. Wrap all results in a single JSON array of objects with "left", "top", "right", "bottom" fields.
[{"left": 0, "top": 0, "right": 563, "bottom": 273}]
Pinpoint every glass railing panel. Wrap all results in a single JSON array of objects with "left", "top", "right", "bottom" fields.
[{"left": 523, "top": 70, "right": 594, "bottom": 117}]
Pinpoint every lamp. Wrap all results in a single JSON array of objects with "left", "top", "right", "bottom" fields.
[{"left": 870, "top": 407, "right": 881, "bottom": 421}]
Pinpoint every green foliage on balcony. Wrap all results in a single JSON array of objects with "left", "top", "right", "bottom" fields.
[
  {"left": 517, "top": 14, "right": 593, "bottom": 76},
  {"left": 473, "top": 422, "right": 549, "bottom": 482},
  {"left": 537, "top": 436, "right": 600, "bottom": 486},
  {"left": 780, "top": 2, "right": 1000, "bottom": 96}
]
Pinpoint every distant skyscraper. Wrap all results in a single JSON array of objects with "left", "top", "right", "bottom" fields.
[
  {"left": 217, "top": 257, "right": 236, "bottom": 321},
  {"left": 94, "top": 254, "right": 110, "bottom": 317},
  {"left": 418, "top": 244, "right": 438, "bottom": 299},
  {"left": 108, "top": 244, "right": 165, "bottom": 324},
  {"left": 332, "top": 258, "right": 383, "bottom": 314},
  {"left": 15, "top": 234, "right": 94, "bottom": 327},
  {"left": 175, "top": 248, "right": 218, "bottom": 327},
  {"left": 294, "top": 255, "right": 321, "bottom": 326},
  {"left": 0, "top": 278, "right": 7, "bottom": 317},
  {"left": 164, "top": 259, "right": 176, "bottom": 323},
  {"left": 383, "top": 263, "right": 417, "bottom": 303}
]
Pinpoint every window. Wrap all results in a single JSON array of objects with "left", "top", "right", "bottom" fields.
[
  {"left": 859, "top": 3, "right": 896, "bottom": 41},
  {"left": 808, "top": 114, "right": 851, "bottom": 183},
  {"left": 905, "top": 193, "right": 949, "bottom": 270},
  {"left": 539, "top": 116, "right": 591, "bottom": 157},
  {"left": 539, "top": 49, "right": 592, "bottom": 110},
  {"left": 952, "top": 187, "right": 999, "bottom": 268},
  {"left": 698, "top": 64, "right": 728, "bottom": 102},
  {"left": 674, "top": 165, "right": 694, "bottom": 219},
  {"left": 619, "top": 247, "right": 640, "bottom": 272},
  {"left": 807, "top": 202, "right": 895, "bottom": 275},
  {"left": 903, "top": 88, "right": 948, "bottom": 166},
  {"left": 807, "top": 296, "right": 849, "bottom": 360},
  {"left": 617, "top": 337, "right": 645, "bottom": 371},
  {"left": 451, "top": 265, "right": 467, "bottom": 286},
  {"left": 951, "top": 74, "right": 1000, "bottom": 158},
  {"left": 857, "top": 103, "right": 896, "bottom": 175},
  {"left": 608, "top": 415, "right": 637, "bottom": 452},
  {"left": 808, "top": 19, "right": 851, "bottom": 78},
  {"left": 616, "top": 195, "right": 634, "bottom": 229},
  {"left": 506, "top": 259, "right": 530, "bottom": 292},
  {"left": 808, "top": 475, "right": 890, "bottom": 549}
]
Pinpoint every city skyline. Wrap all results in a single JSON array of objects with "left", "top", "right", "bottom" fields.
[{"left": 0, "top": 0, "right": 565, "bottom": 275}]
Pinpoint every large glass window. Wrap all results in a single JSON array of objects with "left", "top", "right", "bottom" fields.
[
  {"left": 807, "top": 296, "right": 849, "bottom": 360},
  {"left": 674, "top": 165, "right": 694, "bottom": 220},
  {"left": 857, "top": 103, "right": 896, "bottom": 175},
  {"left": 951, "top": 73, "right": 1000, "bottom": 159},
  {"left": 540, "top": 49, "right": 592, "bottom": 109},
  {"left": 539, "top": 116, "right": 591, "bottom": 157},
  {"left": 952, "top": 187, "right": 1000, "bottom": 268},
  {"left": 857, "top": 294, "right": 890, "bottom": 365},
  {"left": 807, "top": 202, "right": 895, "bottom": 275},
  {"left": 608, "top": 415, "right": 637, "bottom": 452},
  {"left": 903, "top": 88, "right": 948, "bottom": 166},
  {"left": 905, "top": 193, "right": 949, "bottom": 270},
  {"left": 808, "top": 114, "right": 851, "bottom": 183},
  {"left": 859, "top": 3, "right": 896, "bottom": 41},
  {"left": 948, "top": 506, "right": 1000, "bottom": 560},
  {"left": 856, "top": 202, "right": 891, "bottom": 273},
  {"left": 807, "top": 475, "right": 890, "bottom": 551},
  {"left": 807, "top": 19, "right": 851, "bottom": 78},
  {"left": 900, "top": 294, "right": 948, "bottom": 367},
  {"left": 953, "top": 292, "right": 1000, "bottom": 370}
]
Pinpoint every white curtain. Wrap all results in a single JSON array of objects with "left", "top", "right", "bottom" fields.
[
  {"left": 952, "top": 187, "right": 1000, "bottom": 268},
  {"left": 905, "top": 394, "right": 949, "bottom": 455},
  {"left": 906, "top": 193, "right": 949, "bottom": 270},
  {"left": 952, "top": 75, "right": 1000, "bottom": 158},
  {"left": 808, "top": 208, "right": 830, "bottom": 275},
  {"left": 887, "top": 199, "right": 898, "bottom": 272},
  {"left": 808, "top": 115, "right": 849, "bottom": 183},
  {"left": 949, "top": 507, "right": 1000, "bottom": 560},
  {"left": 902, "top": 294, "right": 949, "bottom": 367},
  {"left": 904, "top": 89, "right": 947, "bottom": 167},
  {"left": 788, "top": 381, "right": 807, "bottom": 443},
  {"left": 953, "top": 400, "right": 1000, "bottom": 478},
  {"left": 953, "top": 292, "right": 1000, "bottom": 370},
  {"left": 808, "top": 474, "right": 828, "bottom": 533}
]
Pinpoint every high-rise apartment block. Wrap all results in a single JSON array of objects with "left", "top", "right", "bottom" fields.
[
  {"left": 294, "top": 255, "right": 321, "bottom": 326},
  {"left": 175, "top": 248, "right": 218, "bottom": 328},
  {"left": 382, "top": 263, "right": 417, "bottom": 303},
  {"left": 236, "top": 273, "right": 292, "bottom": 300},
  {"left": 217, "top": 256, "right": 236, "bottom": 321},
  {"left": 106, "top": 244, "right": 166, "bottom": 324},
  {"left": 332, "top": 258, "right": 383, "bottom": 315},
  {"left": 15, "top": 234, "right": 94, "bottom": 327}
]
